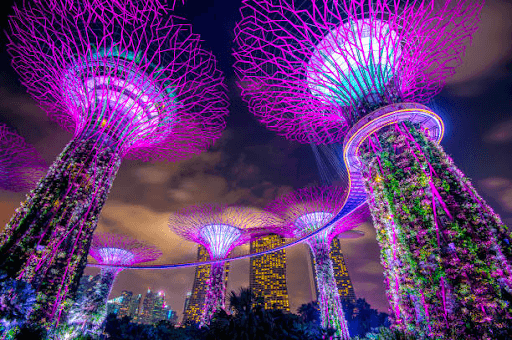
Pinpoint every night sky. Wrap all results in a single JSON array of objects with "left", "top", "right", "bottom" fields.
[{"left": 0, "top": 0, "right": 511, "bottom": 320}]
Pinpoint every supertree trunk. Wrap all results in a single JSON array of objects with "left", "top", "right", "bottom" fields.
[
  {"left": 201, "top": 261, "right": 225, "bottom": 326},
  {"left": 308, "top": 238, "right": 350, "bottom": 340},
  {"left": 360, "top": 121, "right": 512, "bottom": 339},
  {"left": 0, "top": 136, "right": 121, "bottom": 326}
]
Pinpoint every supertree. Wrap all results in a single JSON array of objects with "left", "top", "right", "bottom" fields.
[
  {"left": 267, "top": 186, "right": 369, "bottom": 339},
  {"left": 0, "top": 0, "right": 228, "bottom": 326},
  {"left": 64, "top": 233, "right": 161, "bottom": 336},
  {"left": 0, "top": 124, "right": 46, "bottom": 193},
  {"left": 234, "top": 1, "right": 512, "bottom": 338},
  {"left": 169, "top": 205, "right": 271, "bottom": 326}
]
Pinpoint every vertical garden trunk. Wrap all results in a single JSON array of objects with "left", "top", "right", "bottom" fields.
[
  {"left": 0, "top": 137, "right": 121, "bottom": 326},
  {"left": 308, "top": 238, "right": 350, "bottom": 339},
  {"left": 201, "top": 261, "right": 225, "bottom": 326},
  {"left": 360, "top": 121, "right": 512, "bottom": 339}
]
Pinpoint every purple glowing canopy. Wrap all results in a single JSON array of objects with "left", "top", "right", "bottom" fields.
[
  {"left": 89, "top": 233, "right": 162, "bottom": 267},
  {"left": 0, "top": 124, "right": 46, "bottom": 192},
  {"left": 234, "top": 0, "right": 482, "bottom": 144},
  {"left": 268, "top": 186, "right": 368, "bottom": 243},
  {"left": 8, "top": 0, "right": 228, "bottom": 161},
  {"left": 169, "top": 205, "right": 273, "bottom": 259}
]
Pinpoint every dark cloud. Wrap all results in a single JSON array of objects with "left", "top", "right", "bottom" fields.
[
  {"left": 479, "top": 177, "right": 512, "bottom": 212},
  {"left": 483, "top": 119, "right": 512, "bottom": 144}
]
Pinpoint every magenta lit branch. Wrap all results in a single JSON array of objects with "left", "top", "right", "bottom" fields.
[
  {"left": 0, "top": 0, "right": 228, "bottom": 329},
  {"left": 235, "top": 0, "right": 512, "bottom": 338},
  {"left": 170, "top": 205, "right": 272, "bottom": 326},
  {"left": 0, "top": 124, "right": 46, "bottom": 192}
]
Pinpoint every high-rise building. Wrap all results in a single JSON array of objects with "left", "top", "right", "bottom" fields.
[
  {"left": 308, "top": 237, "right": 356, "bottom": 304},
  {"left": 182, "top": 291, "right": 192, "bottom": 317},
  {"left": 129, "top": 294, "right": 142, "bottom": 322},
  {"left": 182, "top": 245, "right": 230, "bottom": 325},
  {"left": 118, "top": 290, "right": 133, "bottom": 319},
  {"left": 140, "top": 289, "right": 158, "bottom": 324},
  {"left": 152, "top": 292, "right": 166, "bottom": 323},
  {"left": 330, "top": 237, "right": 356, "bottom": 304},
  {"left": 249, "top": 234, "right": 290, "bottom": 311}
]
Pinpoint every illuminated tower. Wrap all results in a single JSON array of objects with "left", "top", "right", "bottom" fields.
[
  {"left": 117, "top": 290, "right": 133, "bottom": 319},
  {"left": 170, "top": 205, "right": 269, "bottom": 325},
  {"left": 1, "top": 0, "right": 227, "bottom": 325},
  {"left": 268, "top": 186, "right": 369, "bottom": 339},
  {"left": 249, "top": 233, "right": 290, "bottom": 311},
  {"left": 182, "top": 245, "right": 230, "bottom": 325},
  {"left": 234, "top": 1, "right": 511, "bottom": 337},
  {"left": 330, "top": 236, "right": 357, "bottom": 304},
  {"left": 67, "top": 233, "right": 161, "bottom": 334},
  {"left": 0, "top": 124, "right": 46, "bottom": 192}
]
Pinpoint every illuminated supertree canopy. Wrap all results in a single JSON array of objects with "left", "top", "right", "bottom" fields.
[
  {"left": 0, "top": 0, "right": 228, "bottom": 327},
  {"left": 0, "top": 124, "right": 46, "bottom": 193},
  {"left": 268, "top": 186, "right": 369, "bottom": 339},
  {"left": 235, "top": 1, "right": 512, "bottom": 338},
  {"left": 234, "top": 0, "right": 481, "bottom": 143},
  {"left": 169, "top": 205, "right": 271, "bottom": 326},
  {"left": 64, "top": 233, "right": 161, "bottom": 335}
]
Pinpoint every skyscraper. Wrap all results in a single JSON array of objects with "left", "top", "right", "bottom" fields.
[
  {"left": 182, "top": 245, "right": 230, "bottom": 325},
  {"left": 129, "top": 294, "right": 142, "bottom": 322},
  {"left": 152, "top": 292, "right": 166, "bottom": 323},
  {"left": 249, "top": 234, "right": 290, "bottom": 311},
  {"left": 140, "top": 289, "right": 158, "bottom": 325},
  {"left": 330, "top": 237, "right": 356, "bottom": 304},
  {"left": 118, "top": 291, "right": 134, "bottom": 319}
]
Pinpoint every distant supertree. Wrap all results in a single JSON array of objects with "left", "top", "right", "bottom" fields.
[
  {"left": 0, "top": 0, "right": 228, "bottom": 326},
  {"left": 0, "top": 124, "right": 46, "bottom": 192},
  {"left": 169, "top": 205, "right": 270, "bottom": 326},
  {"left": 268, "top": 187, "right": 369, "bottom": 339},
  {"left": 235, "top": 1, "right": 512, "bottom": 338},
  {"left": 65, "top": 233, "right": 161, "bottom": 335}
]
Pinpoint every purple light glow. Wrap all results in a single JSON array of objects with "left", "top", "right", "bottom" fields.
[
  {"left": 9, "top": 0, "right": 228, "bottom": 161},
  {"left": 200, "top": 224, "right": 243, "bottom": 259},
  {"left": 267, "top": 186, "right": 364, "bottom": 243},
  {"left": 169, "top": 205, "right": 271, "bottom": 260},
  {"left": 0, "top": 124, "right": 46, "bottom": 192},
  {"left": 234, "top": 0, "right": 482, "bottom": 144},
  {"left": 89, "top": 233, "right": 162, "bottom": 267}
]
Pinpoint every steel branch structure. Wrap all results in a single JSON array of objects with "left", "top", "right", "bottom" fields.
[
  {"left": 0, "top": 0, "right": 228, "bottom": 327},
  {"left": 0, "top": 124, "right": 46, "bottom": 192},
  {"left": 268, "top": 186, "right": 368, "bottom": 339},
  {"left": 170, "top": 205, "right": 271, "bottom": 326},
  {"left": 234, "top": 1, "right": 512, "bottom": 338},
  {"left": 64, "top": 233, "right": 161, "bottom": 336}
]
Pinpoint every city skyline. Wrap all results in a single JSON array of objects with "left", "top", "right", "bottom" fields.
[{"left": 0, "top": 0, "right": 511, "bottom": 324}]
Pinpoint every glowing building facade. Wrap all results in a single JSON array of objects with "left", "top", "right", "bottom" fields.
[
  {"left": 0, "top": 0, "right": 228, "bottom": 327},
  {"left": 249, "top": 234, "right": 290, "bottom": 311},
  {"left": 330, "top": 237, "right": 356, "bottom": 304},
  {"left": 182, "top": 245, "right": 230, "bottom": 325},
  {"left": 118, "top": 291, "right": 134, "bottom": 319}
]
